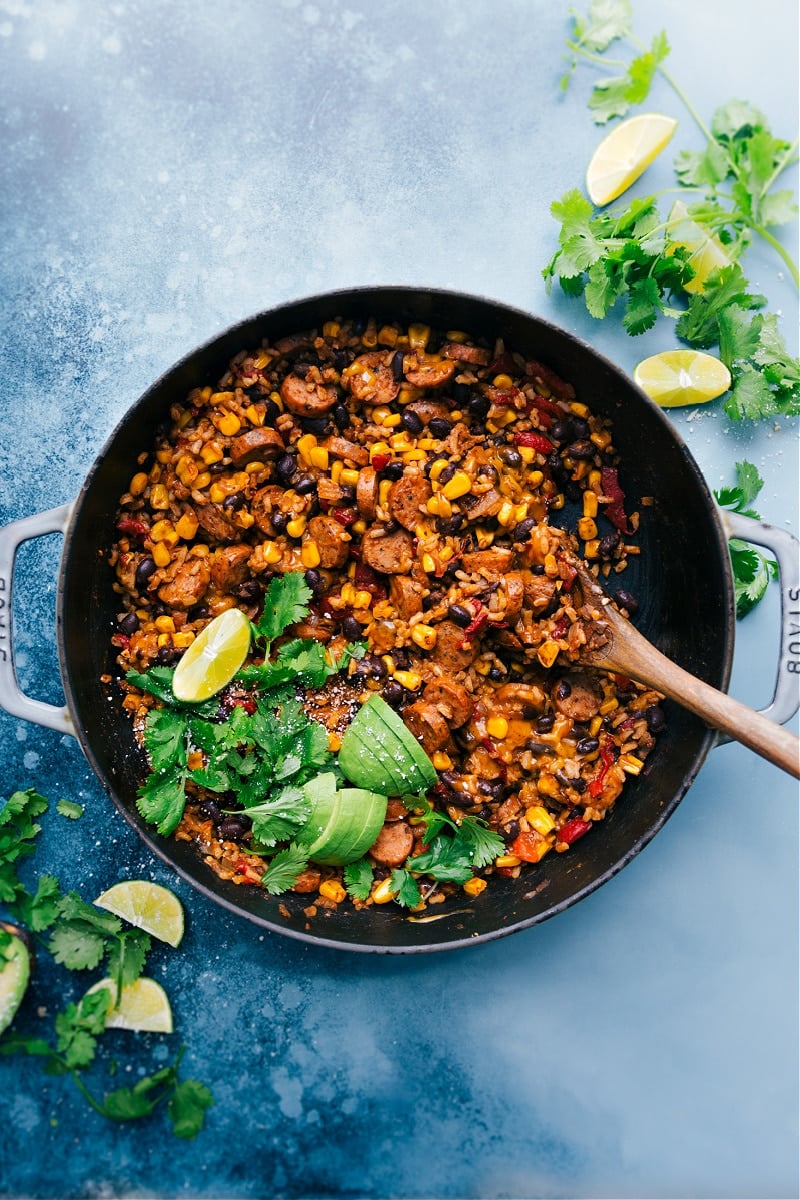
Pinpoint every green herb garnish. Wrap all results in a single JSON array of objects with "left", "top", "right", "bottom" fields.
[{"left": 714, "top": 460, "right": 779, "bottom": 617}]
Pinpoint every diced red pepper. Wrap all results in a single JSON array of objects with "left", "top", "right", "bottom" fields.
[
  {"left": 491, "top": 387, "right": 524, "bottom": 406},
  {"left": 613, "top": 673, "right": 633, "bottom": 689},
  {"left": 372, "top": 453, "right": 392, "bottom": 472},
  {"left": 354, "top": 561, "right": 386, "bottom": 599},
  {"left": 459, "top": 603, "right": 489, "bottom": 646},
  {"left": 495, "top": 865, "right": 518, "bottom": 878},
  {"left": 232, "top": 697, "right": 257, "bottom": 715},
  {"left": 514, "top": 431, "right": 554, "bottom": 454},
  {"left": 525, "top": 358, "right": 575, "bottom": 401},
  {"left": 510, "top": 830, "right": 548, "bottom": 863},
  {"left": 110, "top": 634, "right": 130, "bottom": 649},
  {"left": 332, "top": 507, "right": 357, "bottom": 527},
  {"left": 550, "top": 614, "right": 569, "bottom": 640},
  {"left": 600, "top": 466, "right": 632, "bottom": 534},
  {"left": 558, "top": 559, "right": 577, "bottom": 592},
  {"left": 528, "top": 393, "right": 564, "bottom": 421},
  {"left": 488, "top": 350, "right": 517, "bottom": 375},
  {"left": 116, "top": 516, "right": 149, "bottom": 541},
  {"left": 588, "top": 737, "right": 616, "bottom": 799},
  {"left": 558, "top": 817, "right": 592, "bottom": 845}
]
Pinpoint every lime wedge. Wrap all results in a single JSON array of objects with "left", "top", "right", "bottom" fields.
[
  {"left": 94, "top": 880, "right": 185, "bottom": 947},
  {"left": 586, "top": 113, "right": 678, "bottom": 206},
  {"left": 86, "top": 977, "right": 173, "bottom": 1033},
  {"left": 171, "top": 607, "right": 251, "bottom": 702},
  {"left": 633, "top": 349, "right": 732, "bottom": 408}
]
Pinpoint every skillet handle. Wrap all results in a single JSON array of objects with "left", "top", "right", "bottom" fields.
[
  {"left": 0, "top": 503, "right": 75, "bottom": 735},
  {"left": 719, "top": 510, "right": 800, "bottom": 731}
]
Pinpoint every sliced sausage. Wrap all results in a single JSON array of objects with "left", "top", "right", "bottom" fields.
[
  {"left": 359, "top": 527, "right": 414, "bottom": 575},
  {"left": 274, "top": 332, "right": 314, "bottom": 356},
  {"left": 228, "top": 427, "right": 284, "bottom": 466},
  {"left": 403, "top": 355, "right": 456, "bottom": 389},
  {"left": 280, "top": 372, "right": 338, "bottom": 416},
  {"left": 369, "top": 821, "right": 415, "bottom": 868},
  {"left": 306, "top": 515, "right": 350, "bottom": 569},
  {"left": 157, "top": 559, "right": 211, "bottom": 610},
  {"left": 423, "top": 677, "right": 474, "bottom": 727},
  {"left": 356, "top": 465, "right": 379, "bottom": 520},
  {"left": 387, "top": 473, "right": 431, "bottom": 530},
  {"left": 551, "top": 672, "right": 603, "bottom": 722},
  {"left": 440, "top": 341, "right": 491, "bottom": 366},
  {"left": 195, "top": 504, "right": 240, "bottom": 544},
  {"left": 501, "top": 572, "right": 525, "bottom": 623},
  {"left": 250, "top": 485, "right": 286, "bottom": 536},
  {"left": 404, "top": 399, "right": 451, "bottom": 426},
  {"left": 318, "top": 475, "right": 348, "bottom": 508},
  {"left": 210, "top": 544, "right": 252, "bottom": 592},
  {"left": 326, "top": 436, "right": 369, "bottom": 466},
  {"left": 389, "top": 575, "right": 424, "bottom": 620},
  {"left": 493, "top": 681, "right": 546, "bottom": 718},
  {"left": 431, "top": 620, "right": 478, "bottom": 671},
  {"left": 291, "top": 867, "right": 323, "bottom": 893},
  {"left": 342, "top": 353, "right": 399, "bottom": 405},
  {"left": 522, "top": 574, "right": 558, "bottom": 612},
  {"left": 402, "top": 702, "right": 450, "bottom": 754},
  {"left": 463, "top": 488, "right": 502, "bottom": 523},
  {"left": 461, "top": 547, "right": 514, "bottom": 576}
]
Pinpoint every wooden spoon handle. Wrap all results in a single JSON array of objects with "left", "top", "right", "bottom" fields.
[{"left": 602, "top": 615, "right": 800, "bottom": 779}]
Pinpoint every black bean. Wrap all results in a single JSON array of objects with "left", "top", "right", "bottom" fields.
[
  {"left": 645, "top": 704, "right": 666, "bottom": 733},
  {"left": 390, "top": 350, "right": 405, "bottom": 381},
  {"left": 223, "top": 492, "right": 246, "bottom": 511},
  {"left": 613, "top": 589, "right": 639, "bottom": 614},
  {"left": 564, "top": 481, "right": 582, "bottom": 503},
  {"left": 510, "top": 516, "right": 536, "bottom": 543},
  {"left": 401, "top": 409, "right": 424, "bottom": 436},
  {"left": 467, "top": 392, "right": 490, "bottom": 420},
  {"left": 304, "top": 569, "right": 323, "bottom": 595},
  {"left": 488, "top": 665, "right": 506, "bottom": 682},
  {"left": 598, "top": 531, "right": 620, "bottom": 558},
  {"left": 549, "top": 419, "right": 574, "bottom": 443},
  {"left": 295, "top": 474, "right": 316, "bottom": 495},
  {"left": 447, "top": 790, "right": 474, "bottom": 810},
  {"left": 119, "top": 612, "right": 139, "bottom": 635},
  {"left": 525, "top": 739, "right": 556, "bottom": 755},
  {"left": 264, "top": 398, "right": 281, "bottom": 425},
  {"left": 438, "top": 463, "right": 456, "bottom": 485},
  {"left": 381, "top": 461, "right": 404, "bottom": 481},
  {"left": 381, "top": 680, "right": 405, "bottom": 708},
  {"left": 425, "top": 418, "right": 448, "bottom": 440},
  {"left": 555, "top": 680, "right": 572, "bottom": 701},
  {"left": 447, "top": 604, "right": 473, "bottom": 628},
  {"left": 271, "top": 511, "right": 287, "bottom": 534},
  {"left": 333, "top": 404, "right": 350, "bottom": 431},
  {"left": 199, "top": 800, "right": 222, "bottom": 822},
  {"left": 436, "top": 513, "right": 465, "bottom": 536},
  {"left": 535, "top": 713, "right": 555, "bottom": 733},
  {"left": 275, "top": 453, "right": 297, "bottom": 483},
  {"left": 307, "top": 497, "right": 320, "bottom": 518},
  {"left": 572, "top": 777, "right": 587, "bottom": 794},
  {"left": 555, "top": 770, "right": 575, "bottom": 789},
  {"left": 567, "top": 439, "right": 594, "bottom": 460},
  {"left": 439, "top": 770, "right": 462, "bottom": 790},
  {"left": 302, "top": 416, "right": 331, "bottom": 436},
  {"left": 531, "top": 563, "right": 545, "bottom": 576},
  {"left": 423, "top": 589, "right": 444, "bottom": 611},
  {"left": 577, "top": 736, "right": 600, "bottom": 754},
  {"left": 338, "top": 485, "right": 357, "bottom": 504},
  {"left": 234, "top": 580, "right": 261, "bottom": 604},
  {"left": 352, "top": 317, "right": 366, "bottom": 335},
  {"left": 451, "top": 381, "right": 471, "bottom": 404},
  {"left": 571, "top": 417, "right": 590, "bottom": 439},
  {"left": 499, "top": 446, "right": 522, "bottom": 468},
  {"left": 366, "top": 655, "right": 387, "bottom": 679},
  {"left": 341, "top": 616, "right": 362, "bottom": 640},
  {"left": 218, "top": 816, "right": 251, "bottom": 841},
  {"left": 135, "top": 557, "right": 156, "bottom": 590},
  {"left": 156, "top": 645, "right": 179, "bottom": 665},
  {"left": 501, "top": 819, "right": 521, "bottom": 841}
]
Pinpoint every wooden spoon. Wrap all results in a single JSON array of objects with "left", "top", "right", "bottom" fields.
[{"left": 565, "top": 551, "right": 800, "bottom": 780}]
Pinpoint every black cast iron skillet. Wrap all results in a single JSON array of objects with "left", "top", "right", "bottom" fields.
[{"left": 1, "top": 288, "right": 797, "bottom": 952}]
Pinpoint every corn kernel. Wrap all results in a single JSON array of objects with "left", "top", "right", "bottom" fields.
[
  {"left": 537, "top": 640, "right": 560, "bottom": 669},
  {"left": 319, "top": 880, "right": 347, "bottom": 904},
  {"left": 155, "top": 448, "right": 172, "bottom": 464},
  {"left": 215, "top": 410, "right": 241, "bottom": 437},
  {"left": 262, "top": 541, "right": 283, "bottom": 565},
  {"left": 380, "top": 654, "right": 395, "bottom": 676},
  {"left": 591, "top": 430, "right": 613, "bottom": 450},
  {"left": 371, "top": 878, "right": 397, "bottom": 904},
  {"left": 474, "top": 658, "right": 492, "bottom": 675},
  {"left": 351, "top": 519, "right": 367, "bottom": 534},
  {"left": 496, "top": 500, "right": 515, "bottom": 528},
  {"left": 526, "top": 805, "right": 556, "bottom": 835},
  {"left": 493, "top": 373, "right": 513, "bottom": 389},
  {"left": 486, "top": 716, "right": 509, "bottom": 739},
  {"left": 393, "top": 669, "right": 422, "bottom": 692},
  {"left": 377, "top": 324, "right": 398, "bottom": 347},
  {"left": 421, "top": 553, "right": 437, "bottom": 574},
  {"left": 156, "top": 632, "right": 171, "bottom": 648},
  {"left": 150, "top": 518, "right": 175, "bottom": 543},
  {"left": 353, "top": 589, "right": 373, "bottom": 610},
  {"left": 463, "top": 877, "right": 487, "bottom": 897},
  {"left": 426, "top": 494, "right": 452, "bottom": 519},
  {"left": 172, "top": 631, "right": 195, "bottom": 650},
  {"left": 378, "top": 479, "right": 393, "bottom": 508},
  {"left": 154, "top": 615, "right": 176, "bottom": 633},
  {"left": 569, "top": 402, "right": 590, "bottom": 418},
  {"left": 402, "top": 448, "right": 426, "bottom": 462},
  {"left": 208, "top": 483, "right": 227, "bottom": 505},
  {"left": 588, "top": 468, "right": 603, "bottom": 492},
  {"left": 340, "top": 468, "right": 360, "bottom": 487},
  {"left": 599, "top": 697, "right": 619, "bottom": 715},
  {"left": 383, "top": 412, "right": 402, "bottom": 428},
  {"left": 589, "top": 715, "right": 603, "bottom": 737},
  {"left": 150, "top": 484, "right": 170, "bottom": 511},
  {"left": 301, "top": 540, "right": 321, "bottom": 568},
  {"left": 340, "top": 582, "right": 357, "bottom": 605},
  {"left": 408, "top": 323, "right": 430, "bottom": 351},
  {"left": 235, "top": 511, "right": 255, "bottom": 530},
  {"left": 330, "top": 460, "right": 343, "bottom": 484},
  {"left": 389, "top": 433, "right": 414, "bottom": 452},
  {"left": 432, "top": 752, "right": 452, "bottom": 771},
  {"left": 536, "top": 773, "right": 561, "bottom": 799},
  {"left": 200, "top": 442, "right": 224, "bottom": 465},
  {"left": 286, "top": 515, "right": 307, "bottom": 539},
  {"left": 620, "top": 754, "right": 644, "bottom": 775},
  {"left": 518, "top": 445, "right": 536, "bottom": 464},
  {"left": 543, "top": 553, "right": 558, "bottom": 577},
  {"left": 528, "top": 469, "right": 544, "bottom": 488},
  {"left": 328, "top": 731, "right": 342, "bottom": 752},
  {"left": 129, "top": 471, "right": 149, "bottom": 496},
  {"left": 577, "top": 516, "right": 598, "bottom": 541},
  {"left": 309, "top": 446, "right": 329, "bottom": 471},
  {"left": 583, "top": 490, "right": 598, "bottom": 518},
  {"left": 442, "top": 471, "right": 471, "bottom": 500},
  {"left": 245, "top": 404, "right": 265, "bottom": 426},
  {"left": 411, "top": 623, "right": 437, "bottom": 651},
  {"left": 369, "top": 441, "right": 392, "bottom": 461},
  {"left": 495, "top": 855, "right": 521, "bottom": 869},
  {"left": 194, "top": 471, "right": 211, "bottom": 490},
  {"left": 209, "top": 390, "right": 234, "bottom": 407},
  {"left": 322, "top": 320, "right": 341, "bottom": 338},
  {"left": 152, "top": 542, "right": 171, "bottom": 567},
  {"left": 429, "top": 458, "right": 450, "bottom": 482}
]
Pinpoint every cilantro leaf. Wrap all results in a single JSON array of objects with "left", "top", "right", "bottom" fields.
[
  {"left": 106, "top": 929, "right": 152, "bottom": 993},
  {"left": 136, "top": 767, "right": 188, "bottom": 837},
  {"left": 713, "top": 461, "right": 778, "bottom": 617},
  {"left": 251, "top": 573, "right": 312, "bottom": 647},
  {"left": 260, "top": 843, "right": 309, "bottom": 895},
  {"left": 100, "top": 1064, "right": 177, "bottom": 1122},
  {"left": 390, "top": 869, "right": 422, "bottom": 909},
  {"left": 343, "top": 857, "right": 374, "bottom": 902},
  {"left": 11, "top": 873, "right": 62, "bottom": 931},
  {"left": 49, "top": 924, "right": 108, "bottom": 971},
  {"left": 55, "top": 989, "right": 110, "bottom": 1069},
  {"left": 588, "top": 31, "right": 670, "bottom": 123},
  {"left": 56, "top": 799, "right": 84, "bottom": 820},
  {"left": 168, "top": 1077, "right": 215, "bottom": 1139},
  {"left": 236, "top": 786, "right": 311, "bottom": 848}
]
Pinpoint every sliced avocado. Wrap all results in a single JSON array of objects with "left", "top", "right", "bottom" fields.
[
  {"left": 297, "top": 773, "right": 340, "bottom": 847},
  {"left": 339, "top": 694, "right": 437, "bottom": 794},
  {"left": 0, "top": 923, "right": 32, "bottom": 1035},
  {"left": 307, "top": 787, "right": 388, "bottom": 866}
]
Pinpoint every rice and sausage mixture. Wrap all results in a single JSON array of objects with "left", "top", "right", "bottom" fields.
[{"left": 109, "top": 315, "right": 665, "bottom": 914}]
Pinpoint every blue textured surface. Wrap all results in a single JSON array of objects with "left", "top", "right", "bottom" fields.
[{"left": 0, "top": 2, "right": 797, "bottom": 1198}]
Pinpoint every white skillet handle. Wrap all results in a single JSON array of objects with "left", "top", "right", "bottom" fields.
[
  {"left": 0, "top": 503, "right": 75, "bottom": 735},
  {"left": 720, "top": 510, "right": 800, "bottom": 730}
]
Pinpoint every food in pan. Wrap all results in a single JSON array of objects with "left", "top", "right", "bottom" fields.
[{"left": 108, "top": 315, "right": 665, "bottom": 914}]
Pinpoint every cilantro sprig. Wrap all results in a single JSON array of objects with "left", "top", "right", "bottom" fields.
[
  {"left": 714, "top": 460, "right": 779, "bottom": 618},
  {"left": 546, "top": 0, "right": 799, "bottom": 421},
  {"left": 0, "top": 789, "right": 213, "bottom": 1138}
]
